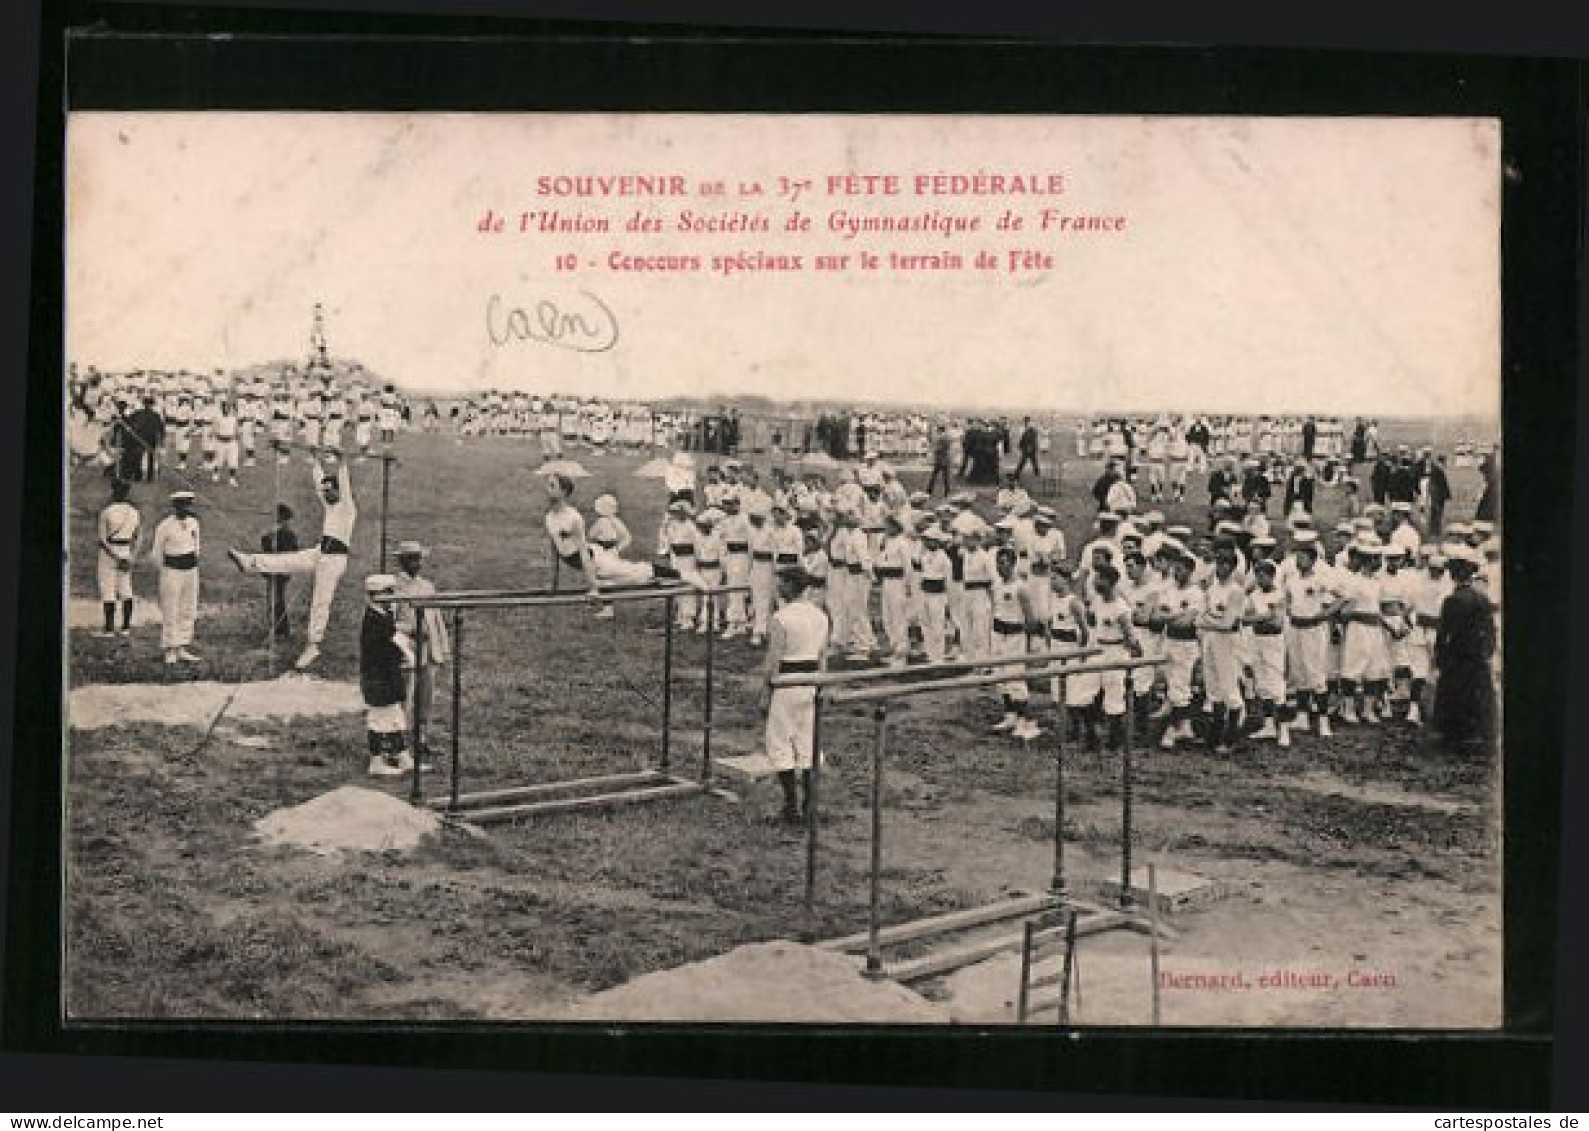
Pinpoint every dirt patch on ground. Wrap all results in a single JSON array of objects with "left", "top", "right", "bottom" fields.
[
  {"left": 253, "top": 786, "right": 443, "bottom": 857},
  {"left": 70, "top": 676, "right": 364, "bottom": 730},
  {"left": 69, "top": 596, "right": 162, "bottom": 629},
  {"left": 562, "top": 940, "right": 949, "bottom": 1023},
  {"left": 1284, "top": 770, "right": 1479, "bottom": 816}
]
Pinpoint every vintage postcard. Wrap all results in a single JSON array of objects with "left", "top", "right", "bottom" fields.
[{"left": 63, "top": 112, "right": 1502, "bottom": 1026}]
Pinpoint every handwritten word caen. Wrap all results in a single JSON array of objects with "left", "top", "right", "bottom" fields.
[{"left": 486, "top": 292, "right": 619, "bottom": 354}]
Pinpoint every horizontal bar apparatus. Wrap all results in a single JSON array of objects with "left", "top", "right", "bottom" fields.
[
  {"left": 826, "top": 656, "right": 1167, "bottom": 705},
  {"left": 385, "top": 582, "right": 747, "bottom": 609},
  {"left": 769, "top": 646, "right": 1103, "bottom": 689}
]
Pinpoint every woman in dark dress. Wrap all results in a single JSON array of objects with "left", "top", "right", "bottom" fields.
[{"left": 1433, "top": 550, "right": 1496, "bottom": 751}]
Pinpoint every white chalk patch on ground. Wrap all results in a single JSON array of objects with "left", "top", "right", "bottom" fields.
[
  {"left": 1287, "top": 771, "right": 1479, "bottom": 815},
  {"left": 213, "top": 728, "right": 276, "bottom": 749},
  {"left": 69, "top": 676, "right": 364, "bottom": 730},
  {"left": 253, "top": 785, "right": 442, "bottom": 857},
  {"left": 68, "top": 596, "right": 162, "bottom": 628},
  {"left": 563, "top": 940, "right": 951, "bottom": 1023}
]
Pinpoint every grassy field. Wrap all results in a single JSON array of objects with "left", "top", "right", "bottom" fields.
[{"left": 63, "top": 422, "right": 1503, "bottom": 1024}]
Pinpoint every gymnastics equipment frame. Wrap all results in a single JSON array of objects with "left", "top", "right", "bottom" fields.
[
  {"left": 389, "top": 580, "right": 745, "bottom": 823},
  {"left": 771, "top": 648, "right": 1171, "bottom": 984}
]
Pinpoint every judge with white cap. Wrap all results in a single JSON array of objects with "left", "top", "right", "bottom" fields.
[{"left": 148, "top": 489, "right": 203, "bottom": 665}]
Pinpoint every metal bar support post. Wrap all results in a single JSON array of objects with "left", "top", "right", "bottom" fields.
[
  {"left": 408, "top": 608, "right": 427, "bottom": 803},
  {"left": 661, "top": 596, "right": 674, "bottom": 772},
  {"left": 449, "top": 609, "right": 463, "bottom": 811},
  {"left": 1119, "top": 685, "right": 1135, "bottom": 909},
  {"left": 803, "top": 690, "right": 825, "bottom": 937},
  {"left": 701, "top": 591, "right": 715, "bottom": 785},
  {"left": 1051, "top": 674, "right": 1068, "bottom": 899},
  {"left": 864, "top": 700, "right": 889, "bottom": 979},
  {"left": 379, "top": 454, "right": 392, "bottom": 573}
]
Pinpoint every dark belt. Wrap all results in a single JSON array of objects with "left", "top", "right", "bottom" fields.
[
  {"left": 320, "top": 536, "right": 350, "bottom": 555},
  {"left": 994, "top": 620, "right": 1026, "bottom": 635},
  {"left": 1252, "top": 625, "right": 1283, "bottom": 636},
  {"left": 726, "top": 542, "right": 750, "bottom": 553},
  {"left": 876, "top": 567, "right": 905, "bottom": 579},
  {"left": 106, "top": 536, "right": 134, "bottom": 545},
  {"left": 920, "top": 579, "right": 947, "bottom": 594},
  {"left": 1345, "top": 612, "right": 1383, "bottom": 625},
  {"left": 698, "top": 559, "right": 721, "bottom": 569},
  {"left": 779, "top": 659, "right": 820, "bottom": 673},
  {"left": 1051, "top": 627, "right": 1080, "bottom": 642},
  {"left": 1416, "top": 614, "right": 1440, "bottom": 628},
  {"left": 965, "top": 580, "right": 992, "bottom": 591},
  {"left": 669, "top": 544, "right": 695, "bottom": 557},
  {"left": 163, "top": 552, "right": 198, "bottom": 570},
  {"left": 847, "top": 564, "right": 866, "bottom": 574},
  {"left": 752, "top": 552, "right": 774, "bottom": 562},
  {"left": 1165, "top": 626, "right": 1199, "bottom": 641},
  {"left": 1289, "top": 614, "right": 1329, "bottom": 628},
  {"left": 776, "top": 555, "right": 799, "bottom": 565}
]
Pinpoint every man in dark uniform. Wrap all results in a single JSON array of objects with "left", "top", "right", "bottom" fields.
[
  {"left": 1433, "top": 548, "right": 1496, "bottom": 752},
  {"left": 1092, "top": 459, "right": 1123, "bottom": 512},
  {"left": 1475, "top": 446, "right": 1499, "bottom": 523},
  {"left": 1426, "top": 453, "right": 1452, "bottom": 535},
  {"left": 1301, "top": 416, "right": 1318, "bottom": 461},
  {"left": 1387, "top": 448, "right": 1420, "bottom": 504},
  {"left": 1369, "top": 454, "right": 1393, "bottom": 506},
  {"left": 1013, "top": 416, "right": 1041, "bottom": 481},
  {"left": 1283, "top": 461, "right": 1316, "bottom": 516},
  {"left": 927, "top": 425, "right": 953, "bottom": 497},
  {"left": 126, "top": 395, "right": 166, "bottom": 482},
  {"left": 1350, "top": 419, "right": 1369, "bottom": 465},
  {"left": 262, "top": 503, "right": 298, "bottom": 641}
]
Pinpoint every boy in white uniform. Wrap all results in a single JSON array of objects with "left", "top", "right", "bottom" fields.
[
  {"left": 1244, "top": 558, "right": 1290, "bottom": 746},
  {"left": 1199, "top": 544, "right": 1247, "bottom": 754},
  {"left": 212, "top": 400, "right": 241, "bottom": 486},
  {"left": 757, "top": 566, "right": 831, "bottom": 824},
  {"left": 95, "top": 479, "right": 142, "bottom": 637},
  {"left": 718, "top": 496, "right": 753, "bottom": 639},
  {"left": 990, "top": 547, "right": 1043, "bottom": 740},
  {"left": 1153, "top": 546, "right": 1204, "bottom": 749}
]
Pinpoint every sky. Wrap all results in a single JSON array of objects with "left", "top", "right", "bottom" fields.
[{"left": 66, "top": 113, "right": 1501, "bottom": 417}]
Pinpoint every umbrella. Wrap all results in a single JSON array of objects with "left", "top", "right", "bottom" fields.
[
  {"left": 535, "top": 459, "right": 591, "bottom": 479},
  {"left": 633, "top": 457, "right": 672, "bottom": 479}
]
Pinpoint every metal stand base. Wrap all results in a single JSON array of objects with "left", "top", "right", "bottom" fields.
[
  {"left": 817, "top": 892, "right": 1158, "bottom": 984},
  {"left": 425, "top": 769, "right": 737, "bottom": 823}
]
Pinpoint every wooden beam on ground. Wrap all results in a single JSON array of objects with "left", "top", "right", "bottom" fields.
[
  {"left": 818, "top": 893, "right": 1059, "bottom": 954},
  {"left": 426, "top": 770, "right": 669, "bottom": 810},
  {"left": 454, "top": 781, "right": 706, "bottom": 823}
]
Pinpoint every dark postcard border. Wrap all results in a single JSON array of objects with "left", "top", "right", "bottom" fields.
[{"left": 5, "top": 5, "right": 1582, "bottom": 1108}]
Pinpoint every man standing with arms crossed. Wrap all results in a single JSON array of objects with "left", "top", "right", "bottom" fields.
[
  {"left": 226, "top": 446, "right": 356, "bottom": 672},
  {"left": 149, "top": 489, "right": 203, "bottom": 665}
]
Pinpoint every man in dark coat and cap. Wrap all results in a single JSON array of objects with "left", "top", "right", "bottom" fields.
[{"left": 1433, "top": 547, "right": 1496, "bottom": 752}]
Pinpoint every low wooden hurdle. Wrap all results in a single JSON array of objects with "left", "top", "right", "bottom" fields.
[
  {"left": 771, "top": 648, "right": 1170, "bottom": 984},
  {"left": 388, "top": 581, "right": 745, "bottom": 823}
]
